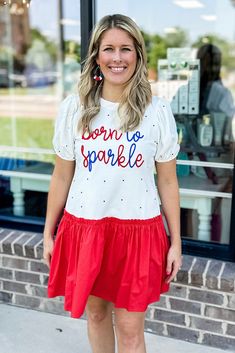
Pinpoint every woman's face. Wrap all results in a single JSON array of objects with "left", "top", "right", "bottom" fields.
[{"left": 96, "top": 28, "right": 137, "bottom": 90}]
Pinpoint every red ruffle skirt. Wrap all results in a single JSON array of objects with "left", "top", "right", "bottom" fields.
[{"left": 47, "top": 209, "right": 170, "bottom": 318}]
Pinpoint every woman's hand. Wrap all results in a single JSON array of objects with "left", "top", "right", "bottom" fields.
[
  {"left": 165, "top": 243, "right": 182, "bottom": 284},
  {"left": 43, "top": 235, "right": 54, "bottom": 269}
]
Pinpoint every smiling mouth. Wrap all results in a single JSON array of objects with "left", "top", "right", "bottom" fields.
[{"left": 108, "top": 66, "right": 127, "bottom": 73}]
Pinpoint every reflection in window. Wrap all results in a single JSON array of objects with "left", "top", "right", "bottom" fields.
[
  {"left": 96, "top": 0, "right": 234, "bottom": 244},
  {"left": 0, "top": 0, "right": 81, "bottom": 219}
]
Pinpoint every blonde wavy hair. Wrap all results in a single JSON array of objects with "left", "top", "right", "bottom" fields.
[{"left": 78, "top": 14, "right": 152, "bottom": 133}]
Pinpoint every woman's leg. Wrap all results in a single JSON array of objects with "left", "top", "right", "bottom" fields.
[
  {"left": 114, "top": 308, "right": 147, "bottom": 353},
  {"left": 85, "top": 295, "right": 115, "bottom": 353}
]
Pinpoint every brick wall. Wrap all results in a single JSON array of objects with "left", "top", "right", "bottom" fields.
[{"left": 0, "top": 227, "right": 235, "bottom": 351}]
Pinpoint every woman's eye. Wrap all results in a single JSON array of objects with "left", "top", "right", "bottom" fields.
[{"left": 103, "top": 47, "right": 131, "bottom": 52}]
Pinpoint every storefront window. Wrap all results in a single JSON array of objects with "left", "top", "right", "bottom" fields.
[
  {"left": 1, "top": 0, "right": 234, "bottom": 253},
  {"left": 0, "top": 0, "right": 81, "bottom": 220},
  {"left": 96, "top": 0, "right": 235, "bottom": 245}
]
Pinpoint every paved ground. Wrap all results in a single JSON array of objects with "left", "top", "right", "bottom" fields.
[{"left": 0, "top": 303, "right": 231, "bottom": 353}]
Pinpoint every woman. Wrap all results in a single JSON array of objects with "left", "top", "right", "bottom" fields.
[
  {"left": 43, "top": 14, "right": 182, "bottom": 353},
  {"left": 198, "top": 44, "right": 234, "bottom": 116}
]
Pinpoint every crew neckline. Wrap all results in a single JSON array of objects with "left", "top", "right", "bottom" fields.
[{"left": 100, "top": 97, "right": 120, "bottom": 108}]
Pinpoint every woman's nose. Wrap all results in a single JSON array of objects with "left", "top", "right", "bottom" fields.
[{"left": 112, "top": 49, "right": 122, "bottom": 62}]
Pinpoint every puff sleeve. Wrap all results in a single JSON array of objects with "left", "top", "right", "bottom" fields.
[
  {"left": 154, "top": 98, "right": 180, "bottom": 162},
  {"left": 52, "top": 94, "right": 79, "bottom": 160}
]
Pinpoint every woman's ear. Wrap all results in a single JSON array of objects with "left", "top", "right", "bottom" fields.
[{"left": 96, "top": 58, "right": 100, "bottom": 66}]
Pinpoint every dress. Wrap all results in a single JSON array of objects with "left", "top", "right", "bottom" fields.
[{"left": 47, "top": 94, "right": 180, "bottom": 318}]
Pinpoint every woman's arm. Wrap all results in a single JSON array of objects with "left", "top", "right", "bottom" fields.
[
  {"left": 43, "top": 156, "right": 75, "bottom": 268},
  {"left": 155, "top": 158, "right": 182, "bottom": 283}
]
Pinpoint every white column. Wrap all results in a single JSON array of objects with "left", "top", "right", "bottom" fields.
[
  {"left": 10, "top": 177, "right": 25, "bottom": 216},
  {"left": 197, "top": 198, "right": 213, "bottom": 241}
]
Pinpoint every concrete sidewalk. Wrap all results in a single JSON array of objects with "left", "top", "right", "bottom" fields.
[{"left": 0, "top": 303, "right": 231, "bottom": 353}]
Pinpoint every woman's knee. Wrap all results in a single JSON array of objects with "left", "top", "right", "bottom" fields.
[
  {"left": 86, "top": 295, "right": 112, "bottom": 323},
  {"left": 116, "top": 327, "right": 144, "bottom": 350},
  {"left": 114, "top": 311, "right": 145, "bottom": 349}
]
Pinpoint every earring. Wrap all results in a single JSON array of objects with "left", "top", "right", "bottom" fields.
[{"left": 93, "top": 65, "right": 103, "bottom": 81}]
